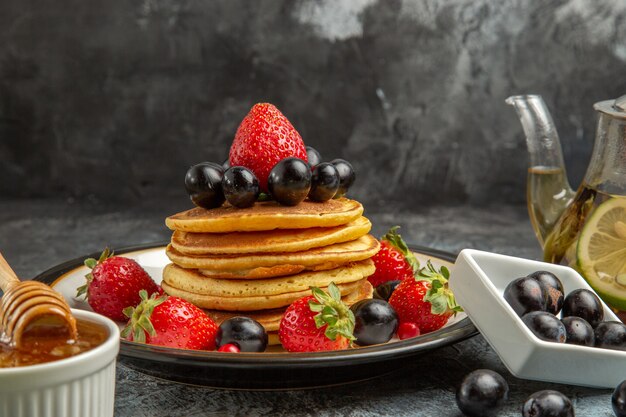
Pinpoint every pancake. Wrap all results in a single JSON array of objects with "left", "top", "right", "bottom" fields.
[
  {"left": 196, "top": 263, "right": 340, "bottom": 280},
  {"left": 161, "top": 278, "right": 366, "bottom": 311},
  {"left": 165, "top": 198, "right": 363, "bottom": 233},
  {"left": 163, "top": 260, "right": 374, "bottom": 297},
  {"left": 166, "top": 234, "right": 380, "bottom": 271},
  {"left": 171, "top": 216, "right": 371, "bottom": 255},
  {"left": 205, "top": 280, "right": 374, "bottom": 331}
]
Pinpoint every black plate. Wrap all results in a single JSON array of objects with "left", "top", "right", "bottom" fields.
[{"left": 35, "top": 243, "right": 477, "bottom": 390}]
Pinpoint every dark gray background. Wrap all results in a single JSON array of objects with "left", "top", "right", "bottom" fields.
[{"left": 1, "top": 0, "right": 625, "bottom": 211}]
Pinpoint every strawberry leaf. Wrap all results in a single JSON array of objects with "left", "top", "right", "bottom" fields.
[
  {"left": 381, "top": 226, "right": 420, "bottom": 274},
  {"left": 121, "top": 290, "right": 167, "bottom": 343},
  {"left": 419, "top": 260, "right": 463, "bottom": 315},
  {"left": 307, "top": 282, "right": 356, "bottom": 342}
]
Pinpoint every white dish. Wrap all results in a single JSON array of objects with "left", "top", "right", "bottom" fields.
[
  {"left": 0, "top": 309, "right": 120, "bottom": 417},
  {"left": 450, "top": 248, "right": 624, "bottom": 389}
]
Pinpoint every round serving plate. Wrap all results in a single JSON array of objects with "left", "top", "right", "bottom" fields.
[{"left": 35, "top": 243, "right": 477, "bottom": 390}]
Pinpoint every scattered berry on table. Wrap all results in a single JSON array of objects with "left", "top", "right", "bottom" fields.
[
  {"left": 521, "top": 311, "right": 566, "bottom": 343},
  {"left": 368, "top": 226, "right": 420, "bottom": 287},
  {"left": 528, "top": 270, "right": 564, "bottom": 315},
  {"left": 330, "top": 158, "right": 355, "bottom": 198},
  {"left": 396, "top": 322, "right": 420, "bottom": 340},
  {"left": 229, "top": 103, "right": 307, "bottom": 192},
  {"left": 562, "top": 288, "right": 604, "bottom": 328},
  {"left": 305, "top": 146, "right": 322, "bottom": 167},
  {"left": 184, "top": 162, "right": 225, "bottom": 209},
  {"left": 373, "top": 280, "right": 403, "bottom": 302},
  {"left": 122, "top": 291, "right": 218, "bottom": 351},
  {"left": 267, "top": 157, "right": 312, "bottom": 206},
  {"left": 612, "top": 380, "right": 626, "bottom": 417},
  {"left": 76, "top": 248, "right": 161, "bottom": 322},
  {"left": 522, "top": 390, "right": 574, "bottom": 417},
  {"left": 309, "top": 162, "right": 340, "bottom": 202},
  {"left": 561, "top": 316, "right": 595, "bottom": 346},
  {"left": 503, "top": 276, "right": 548, "bottom": 317},
  {"left": 388, "top": 260, "right": 461, "bottom": 334},
  {"left": 279, "top": 282, "right": 355, "bottom": 352},
  {"left": 222, "top": 166, "right": 260, "bottom": 208},
  {"left": 350, "top": 299, "right": 398, "bottom": 346},
  {"left": 215, "top": 317, "right": 268, "bottom": 353},
  {"left": 594, "top": 321, "right": 626, "bottom": 351},
  {"left": 455, "top": 369, "right": 509, "bottom": 417}
]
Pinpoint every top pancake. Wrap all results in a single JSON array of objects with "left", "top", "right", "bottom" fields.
[
  {"left": 171, "top": 216, "right": 371, "bottom": 255},
  {"left": 165, "top": 198, "right": 363, "bottom": 233}
]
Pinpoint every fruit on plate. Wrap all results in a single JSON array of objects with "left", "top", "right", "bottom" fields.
[
  {"left": 388, "top": 260, "right": 461, "bottom": 334},
  {"left": 229, "top": 103, "right": 307, "bottom": 192},
  {"left": 267, "top": 157, "right": 312, "bottom": 206},
  {"left": 215, "top": 317, "right": 268, "bottom": 353},
  {"left": 76, "top": 248, "right": 161, "bottom": 321},
  {"left": 184, "top": 162, "right": 226, "bottom": 209},
  {"left": 122, "top": 290, "right": 218, "bottom": 350},
  {"left": 594, "top": 321, "right": 626, "bottom": 351},
  {"left": 521, "top": 311, "right": 566, "bottom": 343},
  {"left": 396, "top": 322, "right": 420, "bottom": 340},
  {"left": 455, "top": 369, "right": 509, "bottom": 417},
  {"left": 350, "top": 299, "right": 398, "bottom": 346},
  {"left": 576, "top": 197, "right": 626, "bottom": 310},
  {"left": 279, "top": 282, "right": 355, "bottom": 352},
  {"left": 522, "top": 390, "right": 574, "bottom": 417},
  {"left": 309, "top": 162, "right": 340, "bottom": 202},
  {"left": 613, "top": 380, "right": 626, "bottom": 417},
  {"left": 527, "top": 270, "right": 564, "bottom": 315},
  {"left": 373, "top": 280, "right": 403, "bottom": 302},
  {"left": 368, "top": 226, "right": 420, "bottom": 287},
  {"left": 561, "top": 316, "right": 595, "bottom": 346},
  {"left": 503, "top": 276, "right": 548, "bottom": 317},
  {"left": 222, "top": 166, "right": 260, "bottom": 208},
  {"left": 561, "top": 288, "right": 604, "bottom": 328}
]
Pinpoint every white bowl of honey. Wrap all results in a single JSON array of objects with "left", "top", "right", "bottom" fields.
[{"left": 0, "top": 309, "right": 120, "bottom": 417}]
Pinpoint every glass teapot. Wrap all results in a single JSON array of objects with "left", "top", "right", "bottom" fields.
[{"left": 506, "top": 94, "right": 626, "bottom": 311}]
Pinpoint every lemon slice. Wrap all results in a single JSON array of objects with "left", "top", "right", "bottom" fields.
[{"left": 577, "top": 197, "right": 626, "bottom": 309}]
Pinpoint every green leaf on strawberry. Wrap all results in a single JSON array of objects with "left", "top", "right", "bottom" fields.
[
  {"left": 381, "top": 226, "right": 420, "bottom": 274},
  {"left": 76, "top": 247, "right": 114, "bottom": 299},
  {"left": 418, "top": 260, "right": 463, "bottom": 315},
  {"left": 308, "top": 282, "right": 356, "bottom": 342}
]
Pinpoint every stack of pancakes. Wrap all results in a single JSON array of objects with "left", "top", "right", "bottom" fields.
[{"left": 162, "top": 198, "right": 380, "bottom": 345}]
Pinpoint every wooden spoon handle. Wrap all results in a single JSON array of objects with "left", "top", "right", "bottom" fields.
[{"left": 0, "top": 252, "right": 21, "bottom": 292}]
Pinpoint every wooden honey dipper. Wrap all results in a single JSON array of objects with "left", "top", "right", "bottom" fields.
[{"left": 0, "top": 252, "right": 77, "bottom": 348}]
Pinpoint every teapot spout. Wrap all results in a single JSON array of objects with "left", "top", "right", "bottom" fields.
[{"left": 506, "top": 95, "right": 575, "bottom": 246}]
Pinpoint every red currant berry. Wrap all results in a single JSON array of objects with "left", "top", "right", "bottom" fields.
[
  {"left": 397, "top": 322, "right": 420, "bottom": 340},
  {"left": 218, "top": 343, "right": 241, "bottom": 353}
]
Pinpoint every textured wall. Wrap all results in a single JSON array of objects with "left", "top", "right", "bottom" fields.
[{"left": 1, "top": 0, "right": 625, "bottom": 209}]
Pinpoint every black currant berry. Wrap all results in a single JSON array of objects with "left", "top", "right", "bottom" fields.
[
  {"left": 503, "top": 277, "right": 548, "bottom": 317},
  {"left": 351, "top": 299, "right": 398, "bottom": 346},
  {"left": 528, "top": 271, "right": 564, "bottom": 315},
  {"left": 330, "top": 158, "right": 355, "bottom": 198},
  {"left": 455, "top": 369, "right": 509, "bottom": 417},
  {"left": 522, "top": 390, "right": 574, "bottom": 417},
  {"left": 521, "top": 311, "right": 566, "bottom": 343},
  {"left": 267, "top": 157, "right": 312, "bottom": 206},
  {"left": 595, "top": 321, "right": 626, "bottom": 351},
  {"left": 373, "top": 280, "right": 403, "bottom": 302},
  {"left": 562, "top": 288, "right": 604, "bottom": 328},
  {"left": 309, "top": 162, "right": 340, "bottom": 202},
  {"left": 222, "top": 166, "right": 260, "bottom": 208},
  {"left": 561, "top": 316, "right": 595, "bottom": 346},
  {"left": 306, "top": 146, "right": 321, "bottom": 167},
  {"left": 184, "top": 162, "right": 225, "bottom": 209},
  {"left": 613, "top": 380, "right": 626, "bottom": 417},
  {"left": 222, "top": 159, "right": 231, "bottom": 170},
  {"left": 215, "top": 317, "right": 268, "bottom": 353}
]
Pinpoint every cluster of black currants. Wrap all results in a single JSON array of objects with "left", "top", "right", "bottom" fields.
[
  {"left": 457, "top": 369, "right": 575, "bottom": 416},
  {"left": 184, "top": 146, "right": 355, "bottom": 209},
  {"left": 503, "top": 271, "right": 626, "bottom": 350}
]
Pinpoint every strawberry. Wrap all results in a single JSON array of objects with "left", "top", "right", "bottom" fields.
[
  {"left": 388, "top": 260, "right": 462, "bottom": 334},
  {"left": 121, "top": 290, "right": 218, "bottom": 350},
  {"left": 76, "top": 248, "right": 162, "bottom": 321},
  {"left": 368, "top": 226, "right": 420, "bottom": 287},
  {"left": 279, "top": 282, "right": 355, "bottom": 352},
  {"left": 229, "top": 103, "right": 308, "bottom": 191}
]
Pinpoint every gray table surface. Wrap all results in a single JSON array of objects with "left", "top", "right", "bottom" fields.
[{"left": 0, "top": 198, "right": 615, "bottom": 416}]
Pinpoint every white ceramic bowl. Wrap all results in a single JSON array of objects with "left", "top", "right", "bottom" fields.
[
  {"left": 0, "top": 309, "right": 120, "bottom": 417},
  {"left": 451, "top": 248, "right": 625, "bottom": 388}
]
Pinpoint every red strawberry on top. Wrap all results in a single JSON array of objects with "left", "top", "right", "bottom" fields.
[
  {"left": 76, "top": 248, "right": 162, "bottom": 321},
  {"left": 389, "top": 260, "right": 462, "bottom": 334},
  {"left": 229, "top": 103, "right": 308, "bottom": 191},
  {"left": 368, "top": 226, "right": 420, "bottom": 287},
  {"left": 122, "top": 290, "right": 218, "bottom": 350},
  {"left": 279, "top": 282, "right": 355, "bottom": 352}
]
